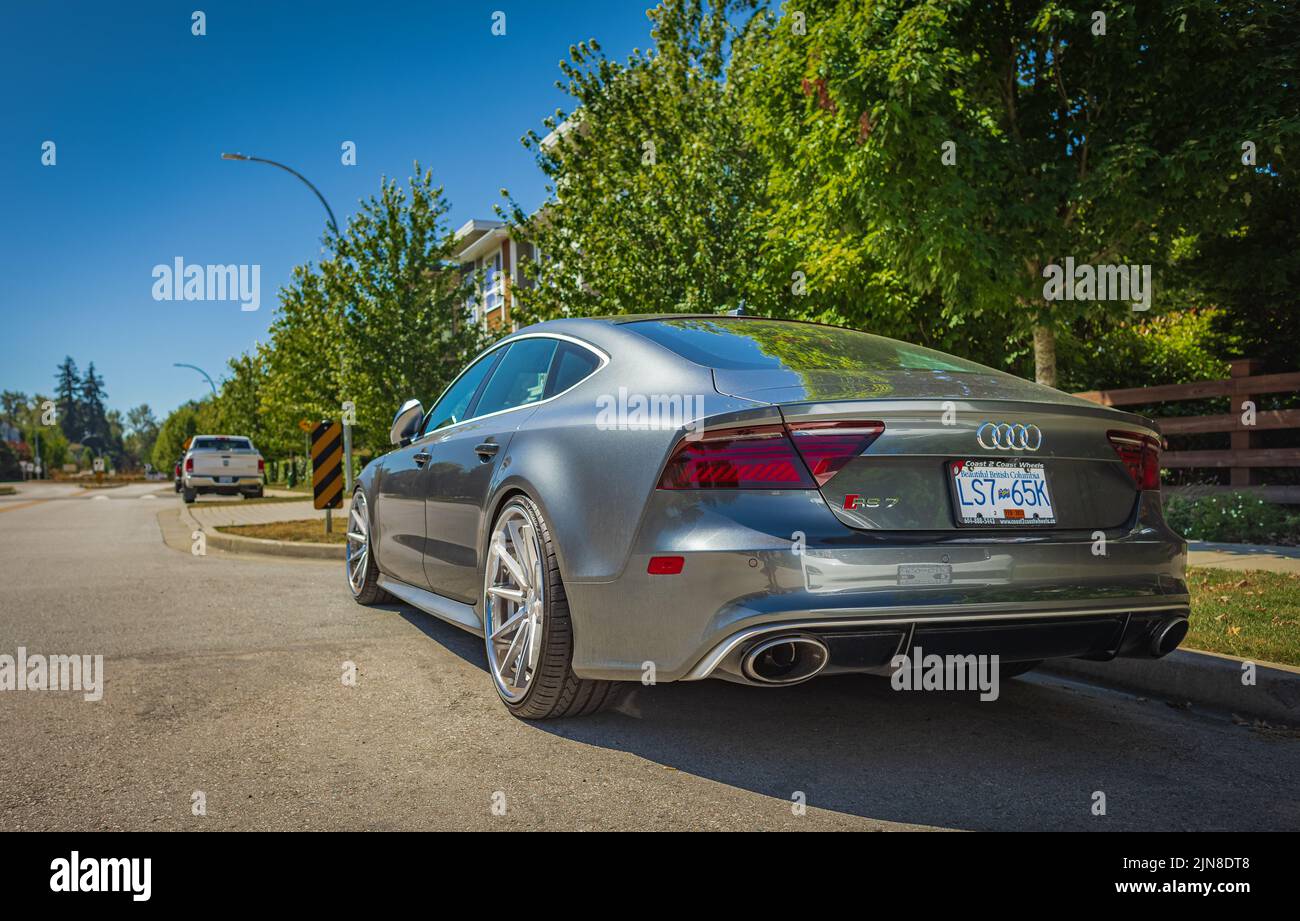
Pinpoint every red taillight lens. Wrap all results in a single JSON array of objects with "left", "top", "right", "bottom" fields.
[
  {"left": 657, "top": 420, "right": 885, "bottom": 489},
  {"left": 184, "top": 456, "right": 193, "bottom": 472},
  {"left": 787, "top": 421, "right": 885, "bottom": 486},
  {"left": 657, "top": 424, "right": 815, "bottom": 489},
  {"left": 1107, "top": 430, "right": 1161, "bottom": 490},
  {"left": 257, "top": 458, "right": 265, "bottom": 473}
]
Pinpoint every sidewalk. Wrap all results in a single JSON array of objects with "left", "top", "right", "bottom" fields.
[
  {"left": 181, "top": 496, "right": 349, "bottom": 559},
  {"left": 1188, "top": 540, "right": 1300, "bottom": 573}
]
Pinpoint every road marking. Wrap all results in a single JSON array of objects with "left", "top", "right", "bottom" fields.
[{"left": 0, "top": 499, "right": 51, "bottom": 514}]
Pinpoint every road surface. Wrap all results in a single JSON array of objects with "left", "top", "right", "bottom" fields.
[{"left": 1, "top": 481, "right": 1297, "bottom": 830}]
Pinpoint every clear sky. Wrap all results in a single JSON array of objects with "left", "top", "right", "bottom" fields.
[{"left": 0, "top": 0, "right": 658, "bottom": 418}]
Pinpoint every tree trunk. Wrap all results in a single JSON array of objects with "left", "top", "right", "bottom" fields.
[{"left": 1033, "top": 324, "right": 1057, "bottom": 388}]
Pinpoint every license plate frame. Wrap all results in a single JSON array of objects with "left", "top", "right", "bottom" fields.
[{"left": 948, "top": 459, "right": 1057, "bottom": 527}]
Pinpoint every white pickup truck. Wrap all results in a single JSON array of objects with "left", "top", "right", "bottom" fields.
[{"left": 181, "top": 435, "right": 264, "bottom": 503}]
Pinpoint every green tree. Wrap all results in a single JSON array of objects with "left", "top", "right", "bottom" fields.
[
  {"left": 151, "top": 401, "right": 204, "bottom": 472},
  {"left": 255, "top": 164, "right": 482, "bottom": 457},
  {"left": 736, "top": 0, "right": 1299, "bottom": 385},
  {"left": 53, "top": 356, "right": 81, "bottom": 441},
  {"left": 504, "top": 0, "right": 772, "bottom": 322},
  {"left": 124, "top": 404, "right": 160, "bottom": 470}
]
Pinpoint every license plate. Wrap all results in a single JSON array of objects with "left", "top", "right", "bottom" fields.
[
  {"left": 949, "top": 459, "right": 1056, "bottom": 526},
  {"left": 218, "top": 476, "right": 234, "bottom": 484}
]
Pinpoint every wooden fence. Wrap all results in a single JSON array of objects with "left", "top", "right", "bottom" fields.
[{"left": 1074, "top": 359, "right": 1300, "bottom": 489}]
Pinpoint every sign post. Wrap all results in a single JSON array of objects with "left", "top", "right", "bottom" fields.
[{"left": 310, "top": 420, "right": 344, "bottom": 534}]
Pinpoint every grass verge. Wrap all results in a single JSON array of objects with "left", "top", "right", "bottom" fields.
[
  {"left": 1187, "top": 566, "right": 1300, "bottom": 667},
  {"left": 218, "top": 519, "right": 348, "bottom": 544},
  {"left": 195, "top": 495, "right": 316, "bottom": 509},
  {"left": 0, "top": 485, "right": 15, "bottom": 496}
]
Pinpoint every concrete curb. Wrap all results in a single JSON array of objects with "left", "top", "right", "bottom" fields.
[
  {"left": 1043, "top": 650, "right": 1300, "bottom": 725},
  {"left": 179, "top": 504, "right": 345, "bottom": 560}
]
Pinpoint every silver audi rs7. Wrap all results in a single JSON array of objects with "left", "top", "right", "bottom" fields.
[{"left": 346, "top": 316, "right": 1188, "bottom": 719}]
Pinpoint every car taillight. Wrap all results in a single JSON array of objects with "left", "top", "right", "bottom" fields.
[
  {"left": 657, "top": 420, "right": 885, "bottom": 489},
  {"left": 786, "top": 421, "right": 885, "bottom": 486},
  {"left": 184, "top": 456, "right": 193, "bottom": 472},
  {"left": 1107, "top": 430, "right": 1161, "bottom": 490},
  {"left": 257, "top": 458, "right": 265, "bottom": 473},
  {"left": 657, "top": 424, "right": 815, "bottom": 488}
]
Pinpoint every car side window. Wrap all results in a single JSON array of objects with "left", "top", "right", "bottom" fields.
[
  {"left": 422, "top": 351, "right": 500, "bottom": 436},
  {"left": 472, "top": 338, "right": 560, "bottom": 419},
  {"left": 544, "top": 342, "right": 601, "bottom": 398}
]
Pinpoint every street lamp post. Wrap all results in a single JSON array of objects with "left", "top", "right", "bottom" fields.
[
  {"left": 173, "top": 362, "right": 218, "bottom": 396},
  {"left": 220, "top": 152, "right": 353, "bottom": 499}
]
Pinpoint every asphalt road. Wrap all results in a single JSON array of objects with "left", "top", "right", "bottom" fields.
[{"left": 2, "top": 482, "right": 1297, "bottom": 831}]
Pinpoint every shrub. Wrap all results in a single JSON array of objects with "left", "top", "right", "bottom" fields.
[{"left": 1164, "top": 492, "right": 1300, "bottom": 545}]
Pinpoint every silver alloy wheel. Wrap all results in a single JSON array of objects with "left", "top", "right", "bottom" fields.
[
  {"left": 483, "top": 503, "right": 545, "bottom": 702},
  {"left": 346, "top": 491, "right": 370, "bottom": 596}
]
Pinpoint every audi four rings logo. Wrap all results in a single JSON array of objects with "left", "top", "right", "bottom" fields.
[{"left": 977, "top": 422, "right": 1043, "bottom": 451}]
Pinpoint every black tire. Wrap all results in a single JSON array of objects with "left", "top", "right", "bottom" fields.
[
  {"left": 247, "top": 487, "right": 264, "bottom": 499},
  {"left": 489, "top": 496, "right": 624, "bottom": 720},
  {"left": 1000, "top": 659, "right": 1042, "bottom": 680},
  {"left": 182, "top": 487, "right": 196, "bottom": 504},
  {"left": 348, "top": 488, "right": 390, "bottom": 606}
]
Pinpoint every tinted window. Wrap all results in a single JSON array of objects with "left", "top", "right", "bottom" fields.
[
  {"left": 191, "top": 437, "right": 252, "bottom": 451},
  {"left": 423, "top": 351, "right": 498, "bottom": 435},
  {"left": 473, "top": 338, "right": 560, "bottom": 418},
  {"left": 625, "top": 317, "right": 990, "bottom": 374},
  {"left": 546, "top": 342, "right": 601, "bottom": 397}
]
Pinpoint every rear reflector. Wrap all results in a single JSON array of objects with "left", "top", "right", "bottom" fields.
[
  {"left": 787, "top": 420, "right": 885, "bottom": 486},
  {"left": 1107, "top": 430, "right": 1161, "bottom": 490},
  {"left": 647, "top": 556, "right": 685, "bottom": 575},
  {"left": 657, "top": 424, "right": 815, "bottom": 489}
]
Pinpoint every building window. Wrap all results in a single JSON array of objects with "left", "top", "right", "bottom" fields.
[{"left": 484, "top": 253, "right": 503, "bottom": 313}]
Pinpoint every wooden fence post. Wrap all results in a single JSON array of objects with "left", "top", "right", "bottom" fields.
[{"left": 1229, "top": 359, "right": 1260, "bottom": 487}]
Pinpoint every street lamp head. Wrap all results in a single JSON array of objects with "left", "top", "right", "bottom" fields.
[{"left": 221, "top": 152, "right": 249, "bottom": 161}]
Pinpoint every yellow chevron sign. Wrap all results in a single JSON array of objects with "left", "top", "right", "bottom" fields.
[{"left": 311, "top": 420, "right": 344, "bottom": 510}]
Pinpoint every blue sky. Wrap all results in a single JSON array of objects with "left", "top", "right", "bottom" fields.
[{"left": 0, "top": 0, "right": 657, "bottom": 418}]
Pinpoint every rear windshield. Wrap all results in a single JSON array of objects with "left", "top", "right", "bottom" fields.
[
  {"left": 624, "top": 317, "right": 993, "bottom": 375},
  {"left": 191, "top": 437, "right": 253, "bottom": 452}
]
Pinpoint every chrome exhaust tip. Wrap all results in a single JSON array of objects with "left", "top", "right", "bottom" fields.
[
  {"left": 741, "top": 635, "right": 830, "bottom": 685},
  {"left": 1149, "top": 617, "right": 1189, "bottom": 658}
]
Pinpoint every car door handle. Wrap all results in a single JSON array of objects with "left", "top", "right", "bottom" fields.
[
  {"left": 474, "top": 442, "right": 499, "bottom": 461},
  {"left": 413, "top": 451, "right": 431, "bottom": 467}
]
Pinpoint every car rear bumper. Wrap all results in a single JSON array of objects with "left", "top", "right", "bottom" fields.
[
  {"left": 563, "top": 490, "right": 1188, "bottom": 682},
  {"left": 184, "top": 475, "right": 262, "bottom": 490}
]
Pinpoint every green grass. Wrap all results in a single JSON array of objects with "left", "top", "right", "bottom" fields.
[
  {"left": 0, "top": 485, "right": 15, "bottom": 496},
  {"left": 1187, "top": 566, "right": 1300, "bottom": 667},
  {"left": 218, "top": 519, "right": 348, "bottom": 544}
]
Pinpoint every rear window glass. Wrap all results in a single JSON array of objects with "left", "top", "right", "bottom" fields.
[
  {"left": 191, "top": 437, "right": 253, "bottom": 451},
  {"left": 625, "top": 317, "right": 990, "bottom": 375}
]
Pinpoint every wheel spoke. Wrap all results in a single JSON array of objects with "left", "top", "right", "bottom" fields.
[
  {"left": 488, "top": 584, "right": 525, "bottom": 603},
  {"left": 346, "top": 531, "right": 365, "bottom": 543},
  {"left": 494, "top": 537, "right": 528, "bottom": 589},
  {"left": 490, "top": 605, "right": 527, "bottom": 640}
]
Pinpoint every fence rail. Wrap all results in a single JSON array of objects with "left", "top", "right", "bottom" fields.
[{"left": 1073, "top": 359, "right": 1300, "bottom": 487}]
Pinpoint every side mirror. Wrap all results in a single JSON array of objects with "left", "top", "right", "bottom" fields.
[{"left": 389, "top": 399, "right": 424, "bottom": 446}]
